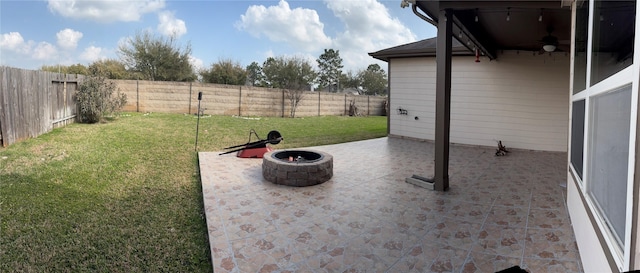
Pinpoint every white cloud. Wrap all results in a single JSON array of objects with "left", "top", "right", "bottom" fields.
[
  {"left": 56, "top": 28, "right": 83, "bottom": 50},
  {"left": 324, "top": 0, "right": 417, "bottom": 71},
  {"left": 263, "top": 50, "right": 275, "bottom": 61},
  {"left": 80, "top": 46, "right": 105, "bottom": 62},
  {"left": 236, "top": 0, "right": 416, "bottom": 72},
  {"left": 237, "top": 0, "right": 331, "bottom": 52},
  {"left": 189, "top": 55, "right": 204, "bottom": 72},
  {"left": 157, "top": 11, "right": 187, "bottom": 38},
  {"left": 0, "top": 32, "right": 33, "bottom": 54},
  {"left": 32, "top": 42, "right": 58, "bottom": 60},
  {"left": 47, "top": 0, "right": 165, "bottom": 22}
]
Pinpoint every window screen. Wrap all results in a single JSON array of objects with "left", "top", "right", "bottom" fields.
[
  {"left": 587, "top": 85, "right": 631, "bottom": 247},
  {"left": 571, "top": 100, "right": 585, "bottom": 179}
]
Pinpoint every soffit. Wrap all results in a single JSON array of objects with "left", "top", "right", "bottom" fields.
[{"left": 416, "top": 0, "right": 572, "bottom": 58}]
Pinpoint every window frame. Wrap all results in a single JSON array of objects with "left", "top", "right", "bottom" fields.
[{"left": 569, "top": 0, "right": 639, "bottom": 270}]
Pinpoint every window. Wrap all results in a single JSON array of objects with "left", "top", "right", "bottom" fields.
[
  {"left": 570, "top": 100, "right": 585, "bottom": 179},
  {"left": 569, "top": 0, "right": 637, "bottom": 269},
  {"left": 587, "top": 85, "right": 632, "bottom": 248},
  {"left": 590, "top": 0, "right": 635, "bottom": 86},
  {"left": 573, "top": 1, "right": 589, "bottom": 93}
]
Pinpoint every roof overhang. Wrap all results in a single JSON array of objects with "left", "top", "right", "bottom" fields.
[
  {"left": 369, "top": 37, "right": 474, "bottom": 62},
  {"left": 414, "top": 0, "right": 572, "bottom": 60}
]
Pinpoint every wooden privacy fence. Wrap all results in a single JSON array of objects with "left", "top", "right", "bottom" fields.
[
  {"left": 115, "top": 80, "right": 388, "bottom": 117},
  {"left": 0, "top": 66, "right": 82, "bottom": 147},
  {"left": 0, "top": 67, "right": 387, "bottom": 147}
]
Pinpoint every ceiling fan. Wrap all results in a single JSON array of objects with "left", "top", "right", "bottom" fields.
[
  {"left": 539, "top": 26, "right": 569, "bottom": 54},
  {"left": 541, "top": 27, "right": 558, "bottom": 52}
]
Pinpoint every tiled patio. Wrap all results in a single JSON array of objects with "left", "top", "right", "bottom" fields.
[{"left": 199, "top": 137, "right": 582, "bottom": 272}]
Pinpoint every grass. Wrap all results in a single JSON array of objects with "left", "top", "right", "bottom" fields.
[{"left": 0, "top": 112, "right": 387, "bottom": 272}]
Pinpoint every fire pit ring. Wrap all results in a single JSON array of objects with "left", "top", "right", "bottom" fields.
[{"left": 262, "top": 150, "right": 333, "bottom": 187}]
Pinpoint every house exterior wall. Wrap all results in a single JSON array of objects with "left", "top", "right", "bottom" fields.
[
  {"left": 388, "top": 51, "right": 570, "bottom": 152},
  {"left": 567, "top": 174, "right": 615, "bottom": 272}
]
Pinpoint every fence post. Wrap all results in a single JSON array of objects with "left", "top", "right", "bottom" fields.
[
  {"left": 63, "top": 77, "right": 67, "bottom": 119},
  {"left": 238, "top": 86, "right": 242, "bottom": 116},
  {"left": 368, "top": 96, "right": 370, "bottom": 116},
  {"left": 344, "top": 94, "right": 347, "bottom": 116},
  {"left": 136, "top": 79, "right": 139, "bottom": 112},
  {"left": 318, "top": 91, "right": 320, "bottom": 116},
  {"left": 281, "top": 89, "right": 285, "bottom": 118},
  {"left": 189, "top": 82, "right": 192, "bottom": 115}
]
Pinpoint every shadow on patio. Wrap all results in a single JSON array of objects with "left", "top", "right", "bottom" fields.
[{"left": 198, "top": 137, "right": 582, "bottom": 272}]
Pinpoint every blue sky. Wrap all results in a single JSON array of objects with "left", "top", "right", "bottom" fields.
[{"left": 0, "top": 0, "right": 436, "bottom": 73}]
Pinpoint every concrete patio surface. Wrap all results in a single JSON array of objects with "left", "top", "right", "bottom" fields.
[{"left": 198, "top": 137, "right": 582, "bottom": 272}]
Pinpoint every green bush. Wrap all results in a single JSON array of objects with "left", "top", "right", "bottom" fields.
[{"left": 75, "top": 76, "right": 127, "bottom": 123}]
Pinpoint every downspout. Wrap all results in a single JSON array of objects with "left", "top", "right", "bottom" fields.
[{"left": 412, "top": 4, "right": 437, "bottom": 27}]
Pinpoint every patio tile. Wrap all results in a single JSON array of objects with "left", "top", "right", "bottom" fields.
[
  {"left": 199, "top": 137, "right": 583, "bottom": 272},
  {"left": 530, "top": 192, "right": 566, "bottom": 210},
  {"left": 493, "top": 191, "right": 531, "bottom": 207},
  {"left": 208, "top": 237, "right": 236, "bottom": 273},
  {"left": 388, "top": 242, "right": 469, "bottom": 273},
  {"left": 524, "top": 227, "right": 581, "bottom": 261},
  {"left": 231, "top": 232, "right": 307, "bottom": 272},
  {"left": 423, "top": 217, "right": 483, "bottom": 250},
  {"left": 462, "top": 251, "right": 522, "bottom": 273},
  {"left": 471, "top": 225, "right": 526, "bottom": 257},
  {"left": 521, "top": 258, "right": 583, "bottom": 273},
  {"left": 221, "top": 208, "right": 279, "bottom": 241},
  {"left": 527, "top": 208, "right": 571, "bottom": 230},
  {"left": 440, "top": 186, "right": 498, "bottom": 204},
  {"left": 446, "top": 200, "right": 491, "bottom": 224},
  {"left": 484, "top": 206, "right": 528, "bottom": 228}
]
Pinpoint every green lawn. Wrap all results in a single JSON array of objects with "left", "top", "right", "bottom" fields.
[{"left": 0, "top": 113, "right": 387, "bottom": 272}]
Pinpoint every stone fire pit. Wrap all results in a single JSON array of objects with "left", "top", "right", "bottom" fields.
[{"left": 262, "top": 150, "right": 333, "bottom": 187}]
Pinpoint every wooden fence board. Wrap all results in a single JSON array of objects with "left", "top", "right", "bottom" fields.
[
  {"left": 117, "top": 80, "right": 387, "bottom": 118},
  {"left": 0, "top": 67, "right": 82, "bottom": 147}
]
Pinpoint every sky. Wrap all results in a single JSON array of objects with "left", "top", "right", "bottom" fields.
[{"left": 0, "top": 0, "right": 436, "bottom": 73}]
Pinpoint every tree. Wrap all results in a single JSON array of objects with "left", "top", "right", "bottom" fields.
[
  {"left": 40, "top": 64, "right": 88, "bottom": 75},
  {"left": 358, "top": 64, "right": 388, "bottom": 95},
  {"left": 75, "top": 75, "right": 127, "bottom": 123},
  {"left": 118, "top": 30, "right": 195, "bottom": 82},
  {"left": 88, "top": 59, "right": 130, "bottom": 79},
  {"left": 340, "top": 70, "right": 362, "bottom": 94},
  {"left": 316, "top": 49, "right": 343, "bottom": 92},
  {"left": 200, "top": 58, "right": 247, "bottom": 85},
  {"left": 245, "top": 61, "right": 264, "bottom": 86},
  {"left": 262, "top": 56, "right": 316, "bottom": 117}
]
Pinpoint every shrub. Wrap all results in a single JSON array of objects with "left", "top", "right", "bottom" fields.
[{"left": 75, "top": 76, "right": 127, "bottom": 123}]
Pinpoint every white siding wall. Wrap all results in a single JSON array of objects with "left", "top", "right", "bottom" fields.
[
  {"left": 567, "top": 175, "right": 613, "bottom": 272},
  {"left": 389, "top": 51, "right": 570, "bottom": 152}
]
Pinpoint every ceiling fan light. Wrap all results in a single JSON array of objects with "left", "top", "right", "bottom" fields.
[{"left": 543, "top": 44, "right": 557, "bottom": 52}]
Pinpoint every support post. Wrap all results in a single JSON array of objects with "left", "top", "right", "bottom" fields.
[{"left": 434, "top": 9, "right": 453, "bottom": 191}]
